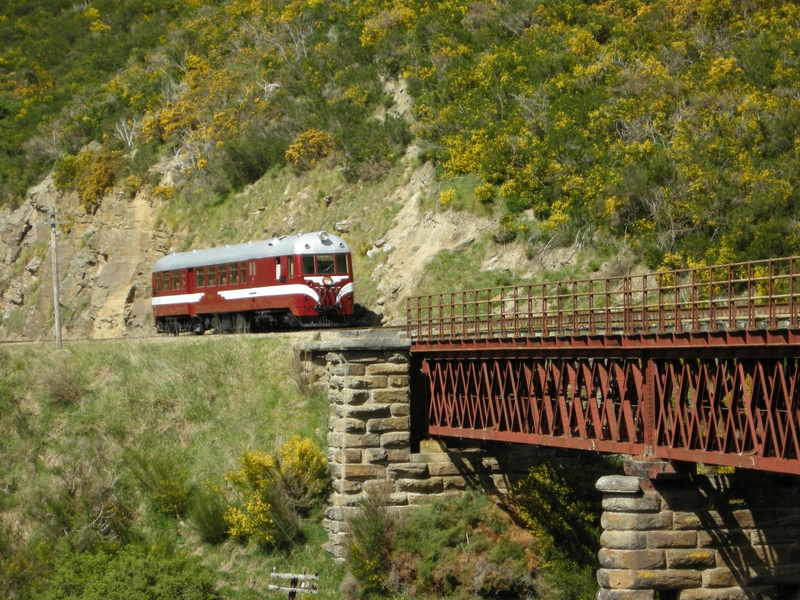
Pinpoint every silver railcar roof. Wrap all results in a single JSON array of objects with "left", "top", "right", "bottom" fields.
[{"left": 153, "top": 232, "right": 350, "bottom": 273}]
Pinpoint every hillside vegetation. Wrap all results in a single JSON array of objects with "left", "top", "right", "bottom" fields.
[
  {"left": 0, "top": 336, "right": 341, "bottom": 598},
  {"left": 2, "top": 0, "right": 800, "bottom": 274},
  {"left": 0, "top": 337, "right": 620, "bottom": 599}
]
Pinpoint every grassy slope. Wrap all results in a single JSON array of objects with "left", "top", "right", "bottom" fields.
[
  {"left": 0, "top": 335, "right": 343, "bottom": 599},
  {"left": 0, "top": 333, "right": 618, "bottom": 599}
]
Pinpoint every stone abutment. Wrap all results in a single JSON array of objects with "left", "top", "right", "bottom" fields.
[{"left": 596, "top": 461, "right": 800, "bottom": 600}]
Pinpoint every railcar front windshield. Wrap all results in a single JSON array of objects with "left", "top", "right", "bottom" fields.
[
  {"left": 336, "top": 254, "right": 348, "bottom": 273},
  {"left": 302, "top": 253, "right": 349, "bottom": 275},
  {"left": 302, "top": 255, "right": 314, "bottom": 275},
  {"left": 317, "top": 254, "right": 335, "bottom": 274}
]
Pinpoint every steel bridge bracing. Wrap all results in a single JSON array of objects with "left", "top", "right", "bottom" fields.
[{"left": 408, "top": 256, "right": 800, "bottom": 475}]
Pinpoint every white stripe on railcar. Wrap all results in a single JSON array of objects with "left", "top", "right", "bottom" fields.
[
  {"left": 336, "top": 282, "right": 354, "bottom": 304},
  {"left": 219, "top": 284, "right": 320, "bottom": 302},
  {"left": 152, "top": 293, "right": 205, "bottom": 306}
]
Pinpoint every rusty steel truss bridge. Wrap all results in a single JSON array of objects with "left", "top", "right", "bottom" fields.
[{"left": 407, "top": 256, "right": 800, "bottom": 475}]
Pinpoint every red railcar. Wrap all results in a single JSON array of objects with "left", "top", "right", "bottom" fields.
[{"left": 151, "top": 231, "right": 354, "bottom": 334}]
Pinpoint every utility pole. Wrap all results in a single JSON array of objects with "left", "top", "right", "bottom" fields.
[{"left": 49, "top": 206, "right": 62, "bottom": 350}]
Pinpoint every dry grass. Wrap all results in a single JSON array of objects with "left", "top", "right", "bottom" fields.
[{"left": 39, "top": 353, "right": 87, "bottom": 405}]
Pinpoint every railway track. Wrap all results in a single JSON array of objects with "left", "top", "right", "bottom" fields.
[{"left": 0, "top": 324, "right": 407, "bottom": 347}]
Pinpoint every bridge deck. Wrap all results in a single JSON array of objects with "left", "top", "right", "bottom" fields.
[{"left": 407, "top": 256, "right": 800, "bottom": 475}]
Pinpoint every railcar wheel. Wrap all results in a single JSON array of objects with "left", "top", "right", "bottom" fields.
[{"left": 234, "top": 314, "right": 250, "bottom": 334}]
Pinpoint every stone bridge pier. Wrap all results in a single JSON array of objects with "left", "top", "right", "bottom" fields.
[
  {"left": 296, "top": 330, "right": 800, "bottom": 598},
  {"left": 596, "top": 461, "right": 800, "bottom": 600}
]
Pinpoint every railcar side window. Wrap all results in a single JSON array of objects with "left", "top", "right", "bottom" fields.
[
  {"left": 289, "top": 258, "right": 295, "bottom": 278},
  {"left": 162, "top": 272, "right": 170, "bottom": 290},
  {"left": 336, "top": 254, "right": 348, "bottom": 274},
  {"left": 230, "top": 263, "right": 238, "bottom": 284},
  {"left": 172, "top": 271, "right": 180, "bottom": 290},
  {"left": 181, "top": 271, "right": 186, "bottom": 289},
  {"left": 208, "top": 266, "right": 216, "bottom": 287},
  {"left": 240, "top": 262, "right": 246, "bottom": 283},
  {"left": 302, "top": 255, "right": 315, "bottom": 275},
  {"left": 154, "top": 275, "right": 160, "bottom": 292},
  {"left": 197, "top": 268, "right": 205, "bottom": 288},
  {"left": 317, "top": 254, "right": 335, "bottom": 274}
]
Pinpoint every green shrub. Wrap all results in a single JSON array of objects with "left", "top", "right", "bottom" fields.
[
  {"left": 35, "top": 447, "right": 134, "bottom": 547},
  {"left": 388, "top": 492, "right": 535, "bottom": 598},
  {"left": 512, "top": 456, "right": 621, "bottom": 576},
  {"left": 217, "top": 128, "right": 288, "bottom": 191},
  {"left": 279, "top": 435, "right": 329, "bottom": 513},
  {"left": 494, "top": 213, "right": 530, "bottom": 245},
  {"left": 536, "top": 548, "right": 599, "bottom": 600},
  {"left": 285, "top": 129, "right": 336, "bottom": 172},
  {"left": 187, "top": 484, "right": 229, "bottom": 545},
  {"left": 125, "top": 448, "right": 191, "bottom": 518},
  {"left": 474, "top": 182, "right": 494, "bottom": 203},
  {"left": 30, "top": 544, "right": 222, "bottom": 600},
  {"left": 344, "top": 483, "right": 395, "bottom": 598},
  {"left": 224, "top": 437, "right": 327, "bottom": 547},
  {"left": 53, "top": 148, "right": 122, "bottom": 212}
]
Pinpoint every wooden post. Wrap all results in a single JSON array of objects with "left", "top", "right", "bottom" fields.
[
  {"left": 49, "top": 207, "right": 62, "bottom": 350},
  {"left": 268, "top": 568, "right": 318, "bottom": 598}
]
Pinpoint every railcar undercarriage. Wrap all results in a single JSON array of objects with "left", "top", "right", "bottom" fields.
[{"left": 155, "top": 309, "right": 350, "bottom": 335}]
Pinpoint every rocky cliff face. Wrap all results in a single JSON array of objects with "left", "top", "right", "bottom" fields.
[{"left": 0, "top": 175, "right": 174, "bottom": 340}]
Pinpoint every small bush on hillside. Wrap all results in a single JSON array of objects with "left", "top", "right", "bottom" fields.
[
  {"left": 1, "top": 537, "right": 52, "bottom": 598},
  {"left": 512, "top": 459, "right": 614, "bottom": 567},
  {"left": 224, "top": 450, "right": 300, "bottom": 546},
  {"left": 187, "top": 484, "right": 229, "bottom": 545},
  {"left": 474, "top": 182, "right": 494, "bottom": 203},
  {"left": 285, "top": 129, "right": 336, "bottom": 172},
  {"left": 40, "top": 354, "right": 88, "bottom": 405},
  {"left": 217, "top": 127, "right": 288, "bottom": 191},
  {"left": 125, "top": 448, "right": 191, "bottom": 518},
  {"left": 279, "top": 435, "right": 329, "bottom": 514},
  {"left": 35, "top": 447, "right": 134, "bottom": 548},
  {"left": 536, "top": 548, "right": 599, "bottom": 600},
  {"left": 388, "top": 492, "right": 536, "bottom": 598},
  {"left": 224, "top": 438, "right": 327, "bottom": 547},
  {"left": 54, "top": 148, "right": 122, "bottom": 212},
  {"left": 343, "top": 482, "right": 395, "bottom": 598},
  {"left": 494, "top": 214, "right": 519, "bottom": 244},
  {"left": 512, "top": 457, "right": 622, "bottom": 599}
]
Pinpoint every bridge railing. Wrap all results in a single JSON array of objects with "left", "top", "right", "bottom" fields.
[{"left": 407, "top": 256, "right": 800, "bottom": 341}]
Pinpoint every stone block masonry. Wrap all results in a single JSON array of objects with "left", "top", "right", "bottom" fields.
[
  {"left": 596, "top": 461, "right": 800, "bottom": 599},
  {"left": 294, "top": 330, "right": 576, "bottom": 560}
]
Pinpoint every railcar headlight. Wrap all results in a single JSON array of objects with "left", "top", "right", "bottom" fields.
[
  {"left": 319, "top": 231, "right": 329, "bottom": 241},
  {"left": 322, "top": 276, "right": 333, "bottom": 286}
]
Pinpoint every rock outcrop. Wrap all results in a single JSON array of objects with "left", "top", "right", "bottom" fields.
[{"left": 0, "top": 175, "right": 174, "bottom": 340}]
